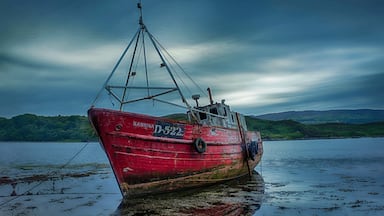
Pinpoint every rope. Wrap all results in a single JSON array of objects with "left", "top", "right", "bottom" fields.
[
  {"left": 0, "top": 192, "right": 119, "bottom": 198},
  {"left": 0, "top": 142, "right": 90, "bottom": 207}
]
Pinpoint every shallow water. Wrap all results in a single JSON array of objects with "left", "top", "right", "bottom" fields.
[
  {"left": 0, "top": 138, "right": 383, "bottom": 215},
  {"left": 258, "top": 138, "right": 384, "bottom": 215}
]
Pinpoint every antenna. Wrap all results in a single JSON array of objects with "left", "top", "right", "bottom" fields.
[{"left": 137, "top": 0, "right": 144, "bottom": 28}]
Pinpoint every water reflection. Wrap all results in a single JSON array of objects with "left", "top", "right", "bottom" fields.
[{"left": 113, "top": 171, "right": 264, "bottom": 215}]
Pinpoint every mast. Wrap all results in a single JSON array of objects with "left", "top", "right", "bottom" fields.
[
  {"left": 119, "top": 1, "right": 144, "bottom": 110},
  {"left": 91, "top": 1, "right": 201, "bottom": 120},
  {"left": 118, "top": 1, "right": 192, "bottom": 111}
]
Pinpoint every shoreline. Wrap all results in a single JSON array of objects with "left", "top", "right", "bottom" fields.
[{"left": 1, "top": 136, "right": 383, "bottom": 143}]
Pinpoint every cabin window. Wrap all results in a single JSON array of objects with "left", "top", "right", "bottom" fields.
[
  {"left": 210, "top": 108, "right": 218, "bottom": 115},
  {"left": 199, "top": 112, "right": 207, "bottom": 120}
]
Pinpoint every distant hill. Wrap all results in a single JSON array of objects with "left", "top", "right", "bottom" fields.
[
  {"left": 255, "top": 109, "right": 384, "bottom": 124},
  {"left": 245, "top": 117, "right": 384, "bottom": 140},
  {"left": 0, "top": 111, "right": 383, "bottom": 141}
]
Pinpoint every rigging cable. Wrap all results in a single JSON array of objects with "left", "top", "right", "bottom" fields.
[
  {"left": 150, "top": 35, "right": 208, "bottom": 97},
  {"left": 161, "top": 49, "right": 193, "bottom": 96},
  {"left": 142, "top": 28, "right": 150, "bottom": 97},
  {"left": 145, "top": 30, "right": 190, "bottom": 108},
  {"left": 120, "top": 29, "right": 142, "bottom": 110},
  {"left": 124, "top": 31, "right": 144, "bottom": 103},
  {"left": 91, "top": 28, "right": 140, "bottom": 107}
]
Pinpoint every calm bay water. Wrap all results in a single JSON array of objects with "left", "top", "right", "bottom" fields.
[
  {"left": 259, "top": 138, "right": 384, "bottom": 215},
  {"left": 0, "top": 138, "right": 383, "bottom": 215}
]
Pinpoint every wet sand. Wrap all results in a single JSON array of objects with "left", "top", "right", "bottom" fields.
[
  {"left": 0, "top": 166, "right": 264, "bottom": 216},
  {"left": 0, "top": 163, "right": 121, "bottom": 215},
  {"left": 1, "top": 139, "right": 384, "bottom": 215},
  {"left": 1, "top": 164, "right": 383, "bottom": 216}
]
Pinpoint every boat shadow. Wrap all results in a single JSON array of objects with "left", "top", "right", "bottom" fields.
[{"left": 113, "top": 171, "right": 264, "bottom": 216}]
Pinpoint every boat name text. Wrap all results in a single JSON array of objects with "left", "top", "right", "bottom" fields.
[
  {"left": 153, "top": 121, "right": 185, "bottom": 139},
  {"left": 133, "top": 121, "right": 154, "bottom": 129}
]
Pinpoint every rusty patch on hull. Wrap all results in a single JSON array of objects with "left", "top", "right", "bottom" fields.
[{"left": 120, "top": 154, "right": 262, "bottom": 197}]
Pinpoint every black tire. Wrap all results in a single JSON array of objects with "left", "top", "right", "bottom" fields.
[
  {"left": 248, "top": 141, "right": 258, "bottom": 161},
  {"left": 194, "top": 138, "right": 207, "bottom": 153}
]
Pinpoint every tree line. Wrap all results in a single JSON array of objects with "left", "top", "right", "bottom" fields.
[
  {"left": 246, "top": 117, "right": 384, "bottom": 140},
  {"left": 0, "top": 114, "right": 95, "bottom": 142},
  {"left": 0, "top": 114, "right": 383, "bottom": 142}
]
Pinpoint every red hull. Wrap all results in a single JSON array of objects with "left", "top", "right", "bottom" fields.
[{"left": 88, "top": 108, "right": 263, "bottom": 197}]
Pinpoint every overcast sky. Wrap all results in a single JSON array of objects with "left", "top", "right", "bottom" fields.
[{"left": 1, "top": 0, "right": 383, "bottom": 118}]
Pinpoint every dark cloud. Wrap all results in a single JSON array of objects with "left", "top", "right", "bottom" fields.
[
  {"left": 0, "top": 0, "right": 383, "bottom": 117},
  {"left": 0, "top": 53, "right": 60, "bottom": 71}
]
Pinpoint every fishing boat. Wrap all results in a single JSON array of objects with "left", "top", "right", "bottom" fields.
[{"left": 88, "top": 2, "right": 263, "bottom": 198}]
